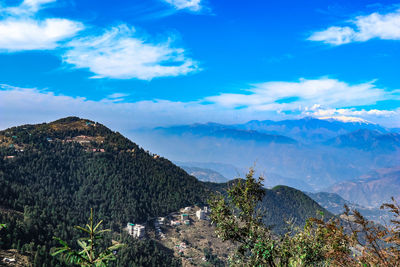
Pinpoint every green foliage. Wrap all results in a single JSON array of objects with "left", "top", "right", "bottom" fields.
[
  {"left": 202, "top": 247, "right": 225, "bottom": 266},
  {"left": 208, "top": 169, "right": 278, "bottom": 266},
  {"left": 113, "top": 236, "right": 181, "bottom": 267},
  {"left": 208, "top": 169, "right": 350, "bottom": 266},
  {"left": 52, "top": 209, "right": 125, "bottom": 266}
]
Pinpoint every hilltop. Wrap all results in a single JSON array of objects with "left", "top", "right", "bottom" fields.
[{"left": 260, "top": 185, "right": 334, "bottom": 232}]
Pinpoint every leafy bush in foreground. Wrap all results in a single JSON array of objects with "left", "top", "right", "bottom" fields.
[{"left": 209, "top": 169, "right": 400, "bottom": 266}]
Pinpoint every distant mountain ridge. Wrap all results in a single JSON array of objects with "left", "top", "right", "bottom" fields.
[
  {"left": 180, "top": 166, "right": 229, "bottom": 183},
  {"left": 177, "top": 161, "right": 314, "bottom": 191},
  {"left": 305, "top": 191, "right": 390, "bottom": 225},
  {"left": 235, "top": 117, "right": 391, "bottom": 143},
  {"left": 325, "top": 129, "right": 400, "bottom": 150},
  {"left": 327, "top": 167, "right": 400, "bottom": 208},
  {"left": 156, "top": 123, "right": 297, "bottom": 144},
  {"left": 155, "top": 117, "right": 395, "bottom": 145}
]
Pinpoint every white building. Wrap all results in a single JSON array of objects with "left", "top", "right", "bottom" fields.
[
  {"left": 196, "top": 209, "right": 206, "bottom": 220},
  {"left": 133, "top": 224, "right": 146, "bottom": 238},
  {"left": 127, "top": 223, "right": 145, "bottom": 238}
]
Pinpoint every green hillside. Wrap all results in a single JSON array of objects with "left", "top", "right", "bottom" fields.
[
  {"left": 207, "top": 180, "right": 333, "bottom": 233},
  {"left": 261, "top": 185, "right": 334, "bottom": 232},
  {"left": 0, "top": 117, "right": 208, "bottom": 266}
]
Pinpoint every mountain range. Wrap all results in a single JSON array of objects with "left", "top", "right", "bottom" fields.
[
  {"left": 233, "top": 117, "right": 392, "bottom": 143},
  {"left": 133, "top": 117, "right": 399, "bottom": 193}
]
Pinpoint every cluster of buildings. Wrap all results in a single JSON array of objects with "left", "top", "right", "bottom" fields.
[{"left": 125, "top": 206, "right": 209, "bottom": 240}]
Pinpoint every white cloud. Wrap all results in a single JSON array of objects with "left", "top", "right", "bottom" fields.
[
  {"left": 309, "top": 9, "right": 400, "bottom": 45},
  {"left": 63, "top": 25, "right": 199, "bottom": 80},
  {"left": 308, "top": 26, "right": 356, "bottom": 45},
  {"left": 0, "top": 18, "right": 83, "bottom": 51},
  {"left": 305, "top": 104, "right": 398, "bottom": 117},
  {"left": 206, "top": 78, "right": 396, "bottom": 110},
  {"left": 0, "top": 0, "right": 83, "bottom": 51},
  {"left": 163, "top": 0, "right": 202, "bottom": 12}
]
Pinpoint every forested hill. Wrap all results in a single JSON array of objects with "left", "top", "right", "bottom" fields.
[
  {"left": 206, "top": 180, "right": 334, "bottom": 232},
  {"left": 0, "top": 117, "right": 208, "bottom": 265},
  {"left": 0, "top": 117, "right": 209, "bottom": 222},
  {"left": 260, "top": 185, "right": 334, "bottom": 232}
]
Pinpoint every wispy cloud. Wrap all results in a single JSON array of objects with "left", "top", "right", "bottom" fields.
[
  {"left": 162, "top": 0, "right": 202, "bottom": 12},
  {"left": 0, "top": 0, "right": 83, "bottom": 51},
  {"left": 107, "top": 93, "right": 129, "bottom": 99},
  {"left": 63, "top": 24, "right": 199, "bottom": 80},
  {"left": 309, "top": 9, "right": 400, "bottom": 45},
  {"left": 0, "top": 84, "right": 232, "bottom": 130},
  {"left": 206, "top": 78, "right": 398, "bottom": 110},
  {"left": 2, "top": 0, "right": 56, "bottom": 15}
]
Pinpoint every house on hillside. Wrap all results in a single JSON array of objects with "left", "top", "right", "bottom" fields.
[
  {"left": 133, "top": 224, "right": 146, "bottom": 238},
  {"left": 196, "top": 209, "right": 206, "bottom": 220},
  {"left": 127, "top": 223, "right": 146, "bottom": 238}
]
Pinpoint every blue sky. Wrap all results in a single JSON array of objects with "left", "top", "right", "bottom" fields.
[{"left": 0, "top": 0, "right": 399, "bottom": 131}]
